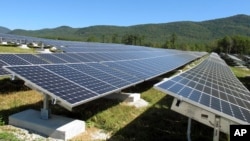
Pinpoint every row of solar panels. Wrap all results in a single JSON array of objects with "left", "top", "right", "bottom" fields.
[
  {"left": 155, "top": 53, "right": 250, "bottom": 124},
  {"left": 4, "top": 52, "right": 206, "bottom": 110},
  {"left": 1, "top": 33, "right": 155, "bottom": 53},
  {"left": 0, "top": 50, "right": 206, "bottom": 76}
]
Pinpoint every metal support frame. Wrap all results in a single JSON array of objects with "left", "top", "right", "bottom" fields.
[
  {"left": 41, "top": 42, "right": 44, "bottom": 50},
  {"left": 213, "top": 116, "right": 221, "bottom": 141},
  {"left": 170, "top": 98, "right": 238, "bottom": 141},
  {"left": 41, "top": 94, "right": 51, "bottom": 120},
  {"left": 187, "top": 118, "right": 192, "bottom": 141}
]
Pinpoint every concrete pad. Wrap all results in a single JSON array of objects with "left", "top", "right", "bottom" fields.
[
  {"left": 105, "top": 92, "right": 140, "bottom": 102},
  {"left": 9, "top": 109, "right": 85, "bottom": 141},
  {"left": 125, "top": 99, "right": 149, "bottom": 108}
]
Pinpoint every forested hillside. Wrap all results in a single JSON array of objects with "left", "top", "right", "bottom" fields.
[
  {"left": 2, "top": 14, "right": 250, "bottom": 53},
  {"left": 0, "top": 26, "right": 11, "bottom": 33}
]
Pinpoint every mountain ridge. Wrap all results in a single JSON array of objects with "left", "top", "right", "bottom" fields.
[{"left": 2, "top": 14, "right": 250, "bottom": 45}]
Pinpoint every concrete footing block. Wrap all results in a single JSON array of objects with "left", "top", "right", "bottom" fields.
[
  {"left": 105, "top": 92, "right": 140, "bottom": 102},
  {"left": 9, "top": 109, "right": 85, "bottom": 141},
  {"left": 105, "top": 93, "right": 149, "bottom": 108}
]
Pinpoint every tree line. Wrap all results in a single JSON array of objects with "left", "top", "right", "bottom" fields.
[
  {"left": 74, "top": 33, "right": 250, "bottom": 55},
  {"left": 216, "top": 35, "right": 250, "bottom": 55}
]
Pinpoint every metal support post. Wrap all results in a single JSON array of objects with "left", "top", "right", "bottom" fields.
[
  {"left": 213, "top": 116, "right": 220, "bottom": 141},
  {"left": 187, "top": 118, "right": 192, "bottom": 141},
  {"left": 41, "top": 94, "right": 51, "bottom": 120}
]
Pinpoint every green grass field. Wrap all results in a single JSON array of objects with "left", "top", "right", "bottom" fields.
[
  {"left": 0, "top": 47, "right": 249, "bottom": 140},
  {"left": 0, "top": 46, "right": 35, "bottom": 53}
]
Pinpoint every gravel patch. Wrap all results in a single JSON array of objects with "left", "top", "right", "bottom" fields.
[{"left": 0, "top": 125, "right": 61, "bottom": 141}]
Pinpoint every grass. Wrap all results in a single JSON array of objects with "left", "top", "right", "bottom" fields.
[
  {"left": 0, "top": 45, "right": 35, "bottom": 53},
  {"left": 230, "top": 67, "right": 250, "bottom": 77},
  {"left": 0, "top": 131, "right": 20, "bottom": 141},
  {"left": 230, "top": 67, "right": 250, "bottom": 90}
]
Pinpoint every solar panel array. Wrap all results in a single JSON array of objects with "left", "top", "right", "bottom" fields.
[
  {"left": 4, "top": 51, "right": 206, "bottom": 109},
  {"left": 155, "top": 53, "right": 250, "bottom": 124},
  {"left": 1, "top": 33, "right": 155, "bottom": 53},
  {"left": 1, "top": 33, "right": 207, "bottom": 110}
]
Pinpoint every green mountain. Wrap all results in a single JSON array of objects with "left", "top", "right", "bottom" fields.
[
  {"left": 8, "top": 14, "right": 250, "bottom": 45},
  {"left": 0, "top": 26, "right": 11, "bottom": 33}
]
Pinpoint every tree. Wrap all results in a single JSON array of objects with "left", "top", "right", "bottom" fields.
[
  {"left": 101, "top": 35, "right": 105, "bottom": 43},
  {"left": 138, "top": 35, "right": 145, "bottom": 46},
  {"left": 216, "top": 35, "right": 250, "bottom": 55},
  {"left": 86, "top": 36, "right": 97, "bottom": 42},
  {"left": 112, "top": 34, "right": 119, "bottom": 43},
  {"left": 218, "top": 36, "right": 233, "bottom": 54},
  {"left": 170, "top": 33, "right": 177, "bottom": 48}
]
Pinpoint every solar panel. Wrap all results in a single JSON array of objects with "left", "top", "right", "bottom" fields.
[
  {"left": 104, "top": 61, "right": 149, "bottom": 79},
  {"left": 68, "top": 53, "right": 92, "bottom": 62},
  {"left": 37, "top": 54, "right": 68, "bottom": 63},
  {"left": 2, "top": 33, "right": 207, "bottom": 111},
  {"left": 4, "top": 65, "right": 98, "bottom": 105},
  {"left": 53, "top": 53, "right": 81, "bottom": 63},
  {"left": 0, "top": 54, "right": 30, "bottom": 65},
  {"left": 0, "top": 60, "right": 10, "bottom": 76},
  {"left": 154, "top": 53, "right": 250, "bottom": 124},
  {"left": 87, "top": 62, "right": 142, "bottom": 83},
  {"left": 67, "top": 63, "right": 131, "bottom": 88},
  {"left": 15, "top": 54, "right": 49, "bottom": 64},
  {"left": 42, "top": 64, "right": 118, "bottom": 94}
]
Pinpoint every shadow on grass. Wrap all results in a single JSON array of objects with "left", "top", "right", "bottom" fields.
[
  {"left": 0, "top": 101, "right": 42, "bottom": 124},
  {"left": 0, "top": 78, "right": 30, "bottom": 94},
  {"left": 238, "top": 76, "right": 250, "bottom": 91},
  {"left": 107, "top": 95, "right": 221, "bottom": 141},
  {"left": 52, "top": 98, "right": 121, "bottom": 120},
  {"left": 108, "top": 73, "right": 228, "bottom": 141}
]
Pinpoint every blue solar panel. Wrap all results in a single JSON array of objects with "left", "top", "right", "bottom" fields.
[
  {"left": 4, "top": 65, "right": 98, "bottom": 104},
  {"left": 2, "top": 34, "right": 207, "bottom": 110},
  {"left": 0, "top": 54, "right": 30, "bottom": 65},
  {"left": 68, "top": 53, "right": 92, "bottom": 62},
  {"left": 37, "top": 54, "right": 68, "bottom": 63},
  {"left": 155, "top": 53, "right": 250, "bottom": 124},
  {"left": 42, "top": 64, "right": 118, "bottom": 94},
  {"left": 67, "top": 63, "right": 131, "bottom": 88},
  {"left": 53, "top": 53, "right": 81, "bottom": 63},
  {"left": 16, "top": 54, "right": 49, "bottom": 64},
  {"left": 104, "top": 61, "right": 148, "bottom": 79},
  {"left": 87, "top": 63, "right": 141, "bottom": 83},
  {"left": 0, "top": 60, "right": 10, "bottom": 75}
]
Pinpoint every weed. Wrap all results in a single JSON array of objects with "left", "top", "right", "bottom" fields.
[{"left": 0, "top": 132, "right": 20, "bottom": 141}]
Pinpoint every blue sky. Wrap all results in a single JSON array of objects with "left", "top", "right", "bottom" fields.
[{"left": 1, "top": 0, "right": 250, "bottom": 30}]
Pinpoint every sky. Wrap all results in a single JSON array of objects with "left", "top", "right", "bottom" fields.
[{"left": 1, "top": 0, "right": 250, "bottom": 30}]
